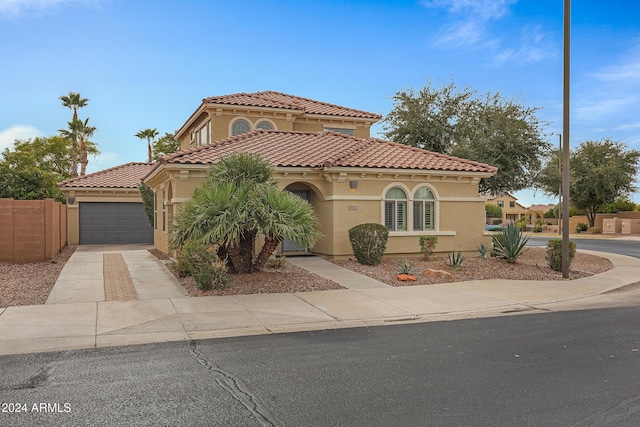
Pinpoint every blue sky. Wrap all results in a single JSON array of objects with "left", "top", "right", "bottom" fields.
[{"left": 1, "top": 0, "right": 639, "bottom": 206}]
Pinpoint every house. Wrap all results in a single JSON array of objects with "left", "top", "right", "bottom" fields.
[
  {"left": 485, "top": 194, "right": 529, "bottom": 224},
  {"left": 143, "top": 91, "right": 498, "bottom": 258},
  {"left": 57, "top": 162, "right": 154, "bottom": 244}
]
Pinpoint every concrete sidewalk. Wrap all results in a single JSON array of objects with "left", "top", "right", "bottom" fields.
[{"left": 1, "top": 247, "right": 640, "bottom": 356}]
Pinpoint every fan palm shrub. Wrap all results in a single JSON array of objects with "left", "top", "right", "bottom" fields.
[{"left": 170, "top": 153, "right": 320, "bottom": 274}]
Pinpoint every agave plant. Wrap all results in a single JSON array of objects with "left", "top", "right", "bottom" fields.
[
  {"left": 477, "top": 244, "right": 489, "bottom": 260},
  {"left": 397, "top": 259, "right": 415, "bottom": 275},
  {"left": 492, "top": 222, "right": 529, "bottom": 263},
  {"left": 444, "top": 251, "right": 465, "bottom": 271}
]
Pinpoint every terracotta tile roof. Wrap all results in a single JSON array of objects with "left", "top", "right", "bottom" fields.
[
  {"left": 57, "top": 162, "right": 154, "bottom": 189},
  {"left": 153, "top": 130, "right": 497, "bottom": 174},
  {"left": 202, "top": 91, "right": 382, "bottom": 120}
]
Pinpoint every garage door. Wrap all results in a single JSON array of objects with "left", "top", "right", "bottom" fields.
[{"left": 79, "top": 202, "right": 154, "bottom": 244}]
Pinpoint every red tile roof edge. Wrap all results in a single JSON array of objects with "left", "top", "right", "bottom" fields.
[
  {"left": 57, "top": 162, "right": 154, "bottom": 188},
  {"left": 203, "top": 90, "right": 382, "bottom": 119},
  {"left": 364, "top": 137, "right": 499, "bottom": 173},
  {"left": 153, "top": 129, "right": 497, "bottom": 174}
]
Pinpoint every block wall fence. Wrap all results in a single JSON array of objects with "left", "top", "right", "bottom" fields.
[{"left": 0, "top": 198, "right": 67, "bottom": 263}]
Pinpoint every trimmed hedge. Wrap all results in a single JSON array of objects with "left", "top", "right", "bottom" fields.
[{"left": 348, "top": 223, "right": 389, "bottom": 265}]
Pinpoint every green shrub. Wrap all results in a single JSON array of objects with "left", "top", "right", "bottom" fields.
[
  {"left": 485, "top": 204, "right": 502, "bottom": 218},
  {"left": 493, "top": 219, "right": 503, "bottom": 225},
  {"left": 575, "top": 222, "right": 588, "bottom": 233},
  {"left": 492, "top": 222, "right": 529, "bottom": 263},
  {"left": 348, "top": 223, "right": 389, "bottom": 265},
  {"left": 419, "top": 236, "right": 438, "bottom": 260},
  {"left": 176, "top": 242, "right": 229, "bottom": 290},
  {"left": 444, "top": 251, "right": 465, "bottom": 271},
  {"left": 546, "top": 239, "right": 576, "bottom": 272},
  {"left": 266, "top": 255, "right": 287, "bottom": 269}
]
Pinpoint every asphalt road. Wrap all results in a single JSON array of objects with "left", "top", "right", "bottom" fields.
[
  {"left": 2, "top": 304, "right": 640, "bottom": 426},
  {"left": 527, "top": 235, "right": 640, "bottom": 258}
]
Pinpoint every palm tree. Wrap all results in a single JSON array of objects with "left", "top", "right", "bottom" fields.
[
  {"left": 59, "top": 118, "right": 96, "bottom": 176},
  {"left": 170, "top": 153, "right": 320, "bottom": 274},
  {"left": 135, "top": 128, "right": 159, "bottom": 163},
  {"left": 59, "top": 92, "right": 89, "bottom": 176},
  {"left": 59, "top": 91, "right": 89, "bottom": 120}
]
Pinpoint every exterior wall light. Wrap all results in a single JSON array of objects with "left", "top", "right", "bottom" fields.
[
  {"left": 68, "top": 196, "right": 75, "bottom": 204},
  {"left": 349, "top": 181, "right": 358, "bottom": 189}
]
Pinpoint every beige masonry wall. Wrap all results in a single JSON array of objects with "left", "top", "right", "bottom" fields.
[{"left": 0, "top": 198, "right": 67, "bottom": 263}]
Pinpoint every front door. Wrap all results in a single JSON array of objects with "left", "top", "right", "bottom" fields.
[{"left": 282, "top": 190, "right": 311, "bottom": 253}]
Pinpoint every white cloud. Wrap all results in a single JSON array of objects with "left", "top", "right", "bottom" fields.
[
  {"left": 423, "top": 0, "right": 556, "bottom": 65},
  {"left": 422, "top": 0, "right": 515, "bottom": 21},
  {"left": 424, "top": 0, "right": 516, "bottom": 48},
  {"left": 0, "top": 125, "right": 43, "bottom": 151},
  {"left": 0, "top": 0, "right": 101, "bottom": 18}
]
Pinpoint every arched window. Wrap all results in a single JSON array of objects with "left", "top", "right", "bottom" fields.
[
  {"left": 413, "top": 187, "right": 435, "bottom": 230},
  {"left": 255, "top": 121, "right": 274, "bottom": 130},
  {"left": 384, "top": 187, "right": 407, "bottom": 231},
  {"left": 231, "top": 119, "right": 251, "bottom": 136}
]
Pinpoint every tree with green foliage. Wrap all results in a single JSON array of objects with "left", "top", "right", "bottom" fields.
[
  {"left": 538, "top": 139, "right": 640, "bottom": 227},
  {"left": 59, "top": 91, "right": 89, "bottom": 176},
  {"left": 170, "top": 153, "right": 321, "bottom": 274},
  {"left": 381, "top": 81, "right": 550, "bottom": 195},
  {"left": 0, "top": 137, "right": 74, "bottom": 202},
  {"left": 152, "top": 132, "right": 180, "bottom": 161},
  {"left": 139, "top": 182, "right": 154, "bottom": 226},
  {"left": 60, "top": 117, "right": 98, "bottom": 176},
  {"left": 485, "top": 203, "right": 502, "bottom": 218},
  {"left": 599, "top": 198, "right": 638, "bottom": 213},
  {"left": 136, "top": 128, "right": 159, "bottom": 163}
]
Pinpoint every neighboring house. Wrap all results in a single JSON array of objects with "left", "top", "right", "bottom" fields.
[
  {"left": 144, "top": 91, "right": 498, "bottom": 257},
  {"left": 485, "top": 194, "right": 529, "bottom": 224},
  {"left": 57, "top": 162, "right": 154, "bottom": 245}
]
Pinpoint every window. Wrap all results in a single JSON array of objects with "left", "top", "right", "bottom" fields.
[
  {"left": 153, "top": 192, "right": 157, "bottom": 230},
  {"left": 413, "top": 187, "right": 435, "bottom": 230},
  {"left": 384, "top": 187, "right": 407, "bottom": 231},
  {"left": 325, "top": 127, "right": 354, "bottom": 136},
  {"left": 497, "top": 201, "right": 504, "bottom": 207},
  {"left": 162, "top": 189, "right": 166, "bottom": 232},
  {"left": 509, "top": 201, "right": 515, "bottom": 208},
  {"left": 196, "top": 121, "right": 210, "bottom": 146},
  {"left": 231, "top": 119, "right": 251, "bottom": 136},
  {"left": 255, "top": 121, "right": 274, "bottom": 130}
]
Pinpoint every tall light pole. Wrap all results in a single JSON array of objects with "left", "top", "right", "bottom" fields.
[
  {"left": 558, "top": 134, "right": 562, "bottom": 236},
  {"left": 562, "top": 0, "right": 571, "bottom": 278}
]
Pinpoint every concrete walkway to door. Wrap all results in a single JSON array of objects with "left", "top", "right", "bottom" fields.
[{"left": 287, "top": 256, "right": 390, "bottom": 289}]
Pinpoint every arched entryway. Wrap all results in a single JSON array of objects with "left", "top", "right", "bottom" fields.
[{"left": 283, "top": 182, "right": 323, "bottom": 254}]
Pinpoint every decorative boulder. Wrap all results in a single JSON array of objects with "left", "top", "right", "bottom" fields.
[
  {"left": 396, "top": 274, "right": 417, "bottom": 282},
  {"left": 424, "top": 269, "right": 452, "bottom": 279}
]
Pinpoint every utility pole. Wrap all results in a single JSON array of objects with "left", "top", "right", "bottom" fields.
[
  {"left": 562, "top": 0, "right": 571, "bottom": 278},
  {"left": 558, "top": 134, "right": 562, "bottom": 236}
]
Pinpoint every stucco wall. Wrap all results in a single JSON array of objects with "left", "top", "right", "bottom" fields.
[{"left": 150, "top": 167, "right": 491, "bottom": 259}]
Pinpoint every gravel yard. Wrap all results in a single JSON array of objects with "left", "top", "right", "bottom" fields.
[
  {"left": 0, "top": 246, "right": 76, "bottom": 308},
  {"left": 0, "top": 246, "right": 614, "bottom": 307},
  {"left": 331, "top": 247, "right": 613, "bottom": 287}
]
